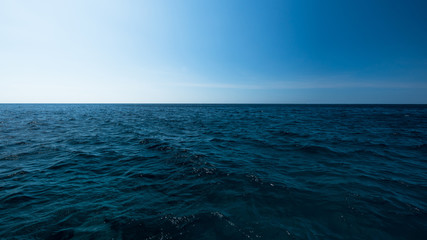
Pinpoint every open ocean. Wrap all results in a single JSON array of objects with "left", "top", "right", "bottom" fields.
[{"left": 0, "top": 104, "right": 426, "bottom": 240}]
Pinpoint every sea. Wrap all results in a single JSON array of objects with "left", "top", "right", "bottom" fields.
[{"left": 0, "top": 104, "right": 426, "bottom": 240}]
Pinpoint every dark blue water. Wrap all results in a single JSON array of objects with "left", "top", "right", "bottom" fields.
[{"left": 1, "top": 104, "right": 426, "bottom": 240}]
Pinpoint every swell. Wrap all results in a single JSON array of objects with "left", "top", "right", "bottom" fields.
[{"left": 0, "top": 104, "right": 426, "bottom": 240}]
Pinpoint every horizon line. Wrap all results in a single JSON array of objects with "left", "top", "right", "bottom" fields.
[{"left": 1, "top": 103, "right": 426, "bottom": 105}]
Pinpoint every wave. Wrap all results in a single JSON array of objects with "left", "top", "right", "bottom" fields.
[
  {"left": 1, "top": 104, "right": 426, "bottom": 239},
  {"left": 103, "top": 211, "right": 254, "bottom": 240}
]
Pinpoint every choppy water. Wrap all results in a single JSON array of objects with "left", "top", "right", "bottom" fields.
[{"left": 0, "top": 104, "right": 426, "bottom": 240}]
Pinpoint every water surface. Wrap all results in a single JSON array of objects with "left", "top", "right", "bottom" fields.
[{"left": 0, "top": 104, "right": 426, "bottom": 239}]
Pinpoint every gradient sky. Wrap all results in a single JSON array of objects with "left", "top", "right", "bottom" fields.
[{"left": 1, "top": 0, "right": 426, "bottom": 103}]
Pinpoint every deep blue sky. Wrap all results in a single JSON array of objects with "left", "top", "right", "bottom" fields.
[{"left": 1, "top": 0, "right": 426, "bottom": 103}]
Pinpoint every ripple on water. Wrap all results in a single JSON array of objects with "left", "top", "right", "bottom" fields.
[{"left": 0, "top": 104, "right": 426, "bottom": 239}]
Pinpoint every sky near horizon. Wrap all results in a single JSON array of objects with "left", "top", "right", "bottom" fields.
[{"left": 1, "top": 0, "right": 426, "bottom": 103}]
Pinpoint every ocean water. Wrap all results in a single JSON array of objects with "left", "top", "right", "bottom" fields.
[{"left": 0, "top": 104, "right": 426, "bottom": 240}]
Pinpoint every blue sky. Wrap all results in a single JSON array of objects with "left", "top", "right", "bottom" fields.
[{"left": 1, "top": 0, "right": 426, "bottom": 103}]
